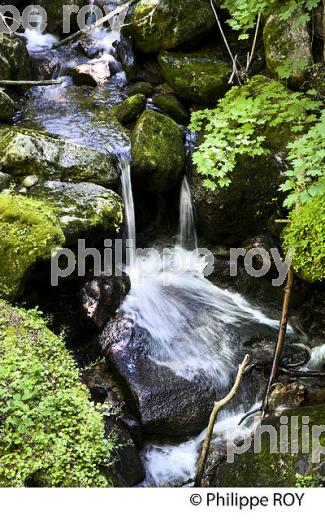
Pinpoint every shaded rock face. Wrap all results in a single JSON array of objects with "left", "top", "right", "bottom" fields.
[
  {"left": 131, "top": 109, "right": 186, "bottom": 193},
  {"left": 0, "top": 128, "right": 120, "bottom": 187},
  {"left": 0, "top": 35, "right": 31, "bottom": 81},
  {"left": 159, "top": 50, "right": 231, "bottom": 105},
  {"left": 29, "top": 181, "right": 123, "bottom": 244},
  {"left": 81, "top": 273, "right": 131, "bottom": 328},
  {"left": 207, "top": 406, "right": 325, "bottom": 487},
  {"left": 126, "top": 0, "right": 216, "bottom": 53},
  {"left": 152, "top": 94, "right": 190, "bottom": 125},
  {"left": 81, "top": 360, "right": 145, "bottom": 487},
  {"left": 99, "top": 316, "right": 276, "bottom": 437},
  {"left": 72, "top": 59, "right": 111, "bottom": 86},
  {"left": 0, "top": 90, "right": 14, "bottom": 122},
  {"left": 264, "top": 10, "right": 313, "bottom": 87}
]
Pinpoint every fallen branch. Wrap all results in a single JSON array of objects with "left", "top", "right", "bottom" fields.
[
  {"left": 261, "top": 265, "right": 295, "bottom": 417},
  {"left": 53, "top": 0, "right": 137, "bottom": 49},
  {"left": 194, "top": 354, "right": 249, "bottom": 486},
  {"left": 0, "top": 79, "right": 62, "bottom": 86},
  {"left": 246, "top": 14, "right": 261, "bottom": 72}
]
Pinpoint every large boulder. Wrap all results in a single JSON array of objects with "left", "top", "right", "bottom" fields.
[
  {"left": 0, "top": 90, "right": 15, "bottom": 122},
  {"left": 72, "top": 58, "right": 111, "bottom": 86},
  {"left": 38, "top": 0, "right": 85, "bottom": 35},
  {"left": 125, "top": 0, "right": 216, "bottom": 53},
  {"left": 206, "top": 406, "right": 325, "bottom": 487},
  {"left": 131, "top": 109, "right": 186, "bottom": 193},
  {"left": 111, "top": 94, "right": 146, "bottom": 125},
  {"left": 29, "top": 181, "right": 123, "bottom": 244},
  {"left": 0, "top": 194, "right": 64, "bottom": 300},
  {"left": 0, "top": 35, "right": 31, "bottom": 80},
  {"left": 263, "top": 10, "right": 313, "bottom": 87},
  {"left": 158, "top": 50, "right": 231, "bottom": 104},
  {"left": 192, "top": 76, "right": 298, "bottom": 245},
  {"left": 152, "top": 94, "right": 190, "bottom": 125},
  {"left": 0, "top": 128, "right": 120, "bottom": 187}
]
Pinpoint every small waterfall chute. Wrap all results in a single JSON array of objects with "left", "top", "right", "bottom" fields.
[{"left": 179, "top": 175, "right": 198, "bottom": 251}]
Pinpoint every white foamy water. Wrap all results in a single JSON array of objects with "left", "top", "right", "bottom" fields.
[
  {"left": 24, "top": 29, "right": 58, "bottom": 53},
  {"left": 307, "top": 344, "right": 325, "bottom": 370},
  {"left": 120, "top": 155, "right": 136, "bottom": 268},
  {"left": 179, "top": 176, "right": 198, "bottom": 250}
]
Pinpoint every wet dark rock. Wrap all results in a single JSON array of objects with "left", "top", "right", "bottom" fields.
[
  {"left": 114, "top": 35, "right": 137, "bottom": 81},
  {"left": 0, "top": 172, "right": 11, "bottom": 191},
  {"left": 0, "top": 90, "right": 15, "bottom": 122},
  {"left": 268, "top": 382, "right": 306, "bottom": 413},
  {"left": 32, "top": 55, "right": 61, "bottom": 80},
  {"left": 81, "top": 360, "right": 145, "bottom": 486},
  {"left": 0, "top": 34, "right": 31, "bottom": 81},
  {"left": 81, "top": 273, "right": 131, "bottom": 328},
  {"left": 38, "top": 0, "right": 84, "bottom": 35},
  {"left": 127, "top": 82, "right": 154, "bottom": 98},
  {"left": 136, "top": 58, "right": 164, "bottom": 85}
]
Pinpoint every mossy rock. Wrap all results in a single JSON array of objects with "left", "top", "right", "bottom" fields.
[
  {"left": 127, "top": 82, "right": 154, "bottom": 97},
  {"left": 0, "top": 301, "right": 112, "bottom": 487},
  {"left": 0, "top": 35, "right": 31, "bottom": 81},
  {"left": 152, "top": 94, "right": 189, "bottom": 124},
  {"left": 111, "top": 94, "right": 146, "bottom": 125},
  {"left": 125, "top": 0, "right": 216, "bottom": 53},
  {"left": 0, "top": 90, "right": 14, "bottom": 122},
  {"left": 29, "top": 181, "right": 124, "bottom": 244},
  {"left": 0, "top": 128, "right": 119, "bottom": 187},
  {"left": 283, "top": 194, "right": 325, "bottom": 283},
  {"left": 208, "top": 406, "right": 325, "bottom": 487},
  {"left": 38, "top": 0, "right": 85, "bottom": 34},
  {"left": 131, "top": 109, "right": 186, "bottom": 193},
  {"left": 263, "top": 10, "right": 313, "bottom": 87},
  {"left": 158, "top": 50, "right": 231, "bottom": 104},
  {"left": 0, "top": 194, "right": 65, "bottom": 300}
]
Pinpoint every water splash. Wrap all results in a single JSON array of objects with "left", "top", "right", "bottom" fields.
[
  {"left": 179, "top": 176, "right": 197, "bottom": 250},
  {"left": 24, "top": 29, "right": 58, "bottom": 53}
]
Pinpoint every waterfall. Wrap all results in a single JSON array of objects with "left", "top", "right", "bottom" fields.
[
  {"left": 120, "top": 156, "right": 136, "bottom": 268},
  {"left": 179, "top": 176, "right": 197, "bottom": 250}
]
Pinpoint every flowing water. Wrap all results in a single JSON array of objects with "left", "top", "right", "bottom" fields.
[{"left": 19, "top": 15, "right": 305, "bottom": 488}]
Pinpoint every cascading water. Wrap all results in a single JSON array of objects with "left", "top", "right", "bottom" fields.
[
  {"left": 179, "top": 176, "right": 198, "bottom": 250},
  {"left": 120, "top": 151, "right": 136, "bottom": 268}
]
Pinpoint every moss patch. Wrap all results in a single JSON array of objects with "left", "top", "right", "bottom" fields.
[
  {"left": 0, "top": 301, "right": 112, "bottom": 487},
  {"left": 0, "top": 194, "right": 65, "bottom": 300},
  {"left": 111, "top": 94, "right": 146, "bottom": 125}
]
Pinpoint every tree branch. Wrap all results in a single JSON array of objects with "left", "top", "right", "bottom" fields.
[{"left": 194, "top": 354, "right": 250, "bottom": 486}]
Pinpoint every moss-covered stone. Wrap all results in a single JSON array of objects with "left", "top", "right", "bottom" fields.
[
  {"left": 152, "top": 94, "right": 189, "bottom": 124},
  {"left": 0, "top": 90, "right": 14, "bottom": 122},
  {"left": 127, "top": 82, "right": 154, "bottom": 97},
  {"left": 126, "top": 0, "right": 216, "bottom": 53},
  {"left": 0, "top": 194, "right": 65, "bottom": 300},
  {"left": 263, "top": 10, "right": 313, "bottom": 87},
  {"left": 158, "top": 50, "right": 231, "bottom": 104},
  {"left": 0, "top": 35, "right": 31, "bottom": 81},
  {"left": 0, "top": 128, "right": 119, "bottom": 187},
  {"left": 38, "top": 0, "right": 84, "bottom": 34},
  {"left": 208, "top": 406, "right": 325, "bottom": 487},
  {"left": 111, "top": 94, "right": 146, "bottom": 125},
  {"left": 29, "top": 181, "right": 124, "bottom": 244},
  {"left": 0, "top": 301, "right": 112, "bottom": 487},
  {"left": 131, "top": 109, "right": 186, "bottom": 193}
]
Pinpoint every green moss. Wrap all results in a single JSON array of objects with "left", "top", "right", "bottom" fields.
[
  {"left": 283, "top": 194, "right": 325, "bottom": 282},
  {"left": 126, "top": 0, "right": 216, "bottom": 53},
  {"left": 0, "top": 301, "right": 113, "bottom": 487},
  {"left": 159, "top": 51, "right": 231, "bottom": 105},
  {"left": 111, "top": 94, "right": 146, "bottom": 125},
  {"left": 0, "top": 194, "right": 65, "bottom": 300},
  {"left": 152, "top": 94, "right": 189, "bottom": 124},
  {"left": 0, "top": 90, "right": 14, "bottom": 122},
  {"left": 131, "top": 109, "right": 186, "bottom": 192},
  {"left": 127, "top": 82, "right": 154, "bottom": 97}
]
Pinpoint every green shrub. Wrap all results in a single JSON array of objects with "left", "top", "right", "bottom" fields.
[
  {"left": 0, "top": 301, "right": 113, "bottom": 487},
  {"left": 283, "top": 194, "right": 325, "bottom": 282}
]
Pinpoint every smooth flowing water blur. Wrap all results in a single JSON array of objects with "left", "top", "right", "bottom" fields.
[{"left": 179, "top": 176, "right": 198, "bottom": 250}]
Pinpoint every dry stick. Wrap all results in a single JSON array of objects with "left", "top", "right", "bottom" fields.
[
  {"left": 0, "top": 79, "right": 62, "bottom": 86},
  {"left": 261, "top": 265, "right": 295, "bottom": 418},
  {"left": 210, "top": 0, "right": 241, "bottom": 85},
  {"left": 53, "top": 0, "right": 136, "bottom": 49},
  {"left": 246, "top": 13, "right": 261, "bottom": 72},
  {"left": 194, "top": 354, "right": 250, "bottom": 487}
]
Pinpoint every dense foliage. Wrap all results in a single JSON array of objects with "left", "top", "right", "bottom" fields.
[
  {"left": 190, "top": 76, "right": 321, "bottom": 190},
  {"left": 219, "top": 0, "right": 321, "bottom": 38},
  {"left": 0, "top": 302, "right": 113, "bottom": 487},
  {"left": 283, "top": 194, "right": 325, "bottom": 281}
]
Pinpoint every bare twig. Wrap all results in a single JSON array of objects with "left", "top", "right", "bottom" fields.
[
  {"left": 246, "top": 14, "right": 261, "bottom": 72},
  {"left": 261, "top": 265, "right": 295, "bottom": 418},
  {"left": 194, "top": 354, "right": 249, "bottom": 486}
]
